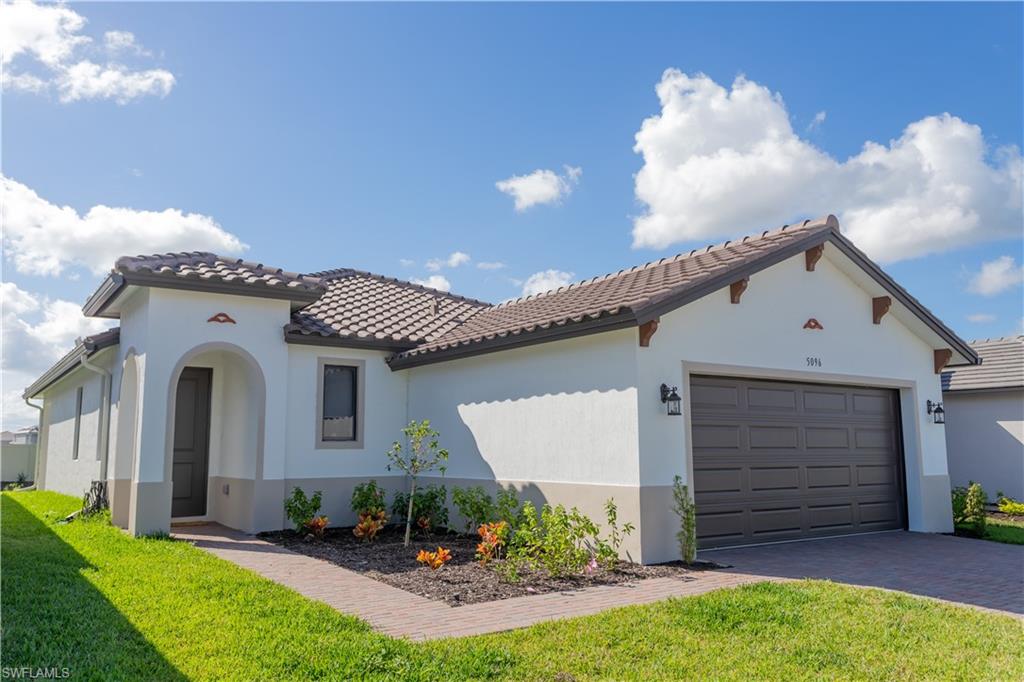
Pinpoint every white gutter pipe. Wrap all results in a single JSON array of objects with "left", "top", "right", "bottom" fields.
[
  {"left": 80, "top": 354, "right": 112, "bottom": 481},
  {"left": 23, "top": 398, "right": 43, "bottom": 490}
]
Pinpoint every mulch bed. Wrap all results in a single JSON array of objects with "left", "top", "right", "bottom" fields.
[{"left": 259, "top": 525, "right": 722, "bottom": 606}]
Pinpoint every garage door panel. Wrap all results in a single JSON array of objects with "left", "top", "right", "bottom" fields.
[{"left": 692, "top": 376, "right": 905, "bottom": 548}]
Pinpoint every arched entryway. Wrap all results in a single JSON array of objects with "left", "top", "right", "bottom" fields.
[{"left": 164, "top": 342, "right": 267, "bottom": 530}]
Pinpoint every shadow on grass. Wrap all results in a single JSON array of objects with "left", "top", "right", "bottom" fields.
[{"left": 1, "top": 494, "right": 187, "bottom": 680}]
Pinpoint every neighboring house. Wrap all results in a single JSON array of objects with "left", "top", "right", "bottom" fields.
[
  {"left": 24, "top": 216, "right": 977, "bottom": 562},
  {"left": 942, "top": 336, "right": 1024, "bottom": 501}
]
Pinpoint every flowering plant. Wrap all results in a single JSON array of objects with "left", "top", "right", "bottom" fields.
[
  {"left": 353, "top": 510, "right": 387, "bottom": 542},
  {"left": 416, "top": 546, "right": 452, "bottom": 570},
  {"left": 475, "top": 521, "right": 509, "bottom": 565},
  {"left": 303, "top": 515, "right": 329, "bottom": 539}
]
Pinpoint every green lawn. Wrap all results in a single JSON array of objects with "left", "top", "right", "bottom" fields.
[
  {"left": 3, "top": 491, "right": 1022, "bottom": 681},
  {"left": 983, "top": 514, "right": 1024, "bottom": 544}
]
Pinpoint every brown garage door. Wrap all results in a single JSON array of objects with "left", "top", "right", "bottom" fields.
[{"left": 691, "top": 375, "right": 905, "bottom": 548}]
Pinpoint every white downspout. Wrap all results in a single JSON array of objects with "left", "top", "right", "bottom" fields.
[
  {"left": 23, "top": 398, "right": 43, "bottom": 490},
  {"left": 80, "top": 354, "right": 112, "bottom": 481}
]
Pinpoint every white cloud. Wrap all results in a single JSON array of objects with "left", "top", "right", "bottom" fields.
[
  {"left": 411, "top": 275, "right": 451, "bottom": 292},
  {"left": 521, "top": 269, "right": 575, "bottom": 297},
  {"left": 1, "top": 0, "right": 175, "bottom": 103},
  {"left": 1, "top": 282, "right": 115, "bottom": 428},
  {"left": 425, "top": 251, "right": 471, "bottom": 272},
  {"left": 1, "top": 175, "right": 247, "bottom": 277},
  {"left": 806, "top": 110, "right": 827, "bottom": 132},
  {"left": 399, "top": 258, "right": 415, "bottom": 267},
  {"left": 477, "top": 261, "right": 506, "bottom": 270},
  {"left": 496, "top": 165, "right": 582, "bottom": 211},
  {"left": 632, "top": 70, "right": 1023, "bottom": 263},
  {"left": 967, "top": 256, "right": 1024, "bottom": 296},
  {"left": 966, "top": 313, "right": 996, "bottom": 323}
]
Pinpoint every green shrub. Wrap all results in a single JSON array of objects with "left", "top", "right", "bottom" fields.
[
  {"left": 499, "top": 501, "right": 613, "bottom": 580},
  {"left": 284, "top": 487, "right": 323, "bottom": 533},
  {"left": 952, "top": 482, "right": 987, "bottom": 536},
  {"left": 351, "top": 480, "right": 387, "bottom": 516},
  {"left": 495, "top": 486, "right": 521, "bottom": 526},
  {"left": 672, "top": 476, "right": 697, "bottom": 564},
  {"left": 996, "top": 493, "right": 1024, "bottom": 516},
  {"left": 392, "top": 485, "right": 448, "bottom": 535},
  {"left": 598, "top": 498, "right": 635, "bottom": 567},
  {"left": 451, "top": 485, "right": 496, "bottom": 533}
]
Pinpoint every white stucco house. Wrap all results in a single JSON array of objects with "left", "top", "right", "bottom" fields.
[
  {"left": 942, "top": 336, "right": 1024, "bottom": 501},
  {"left": 25, "top": 216, "right": 977, "bottom": 562}
]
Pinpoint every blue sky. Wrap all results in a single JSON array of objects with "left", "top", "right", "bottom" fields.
[{"left": 2, "top": 1, "right": 1022, "bottom": 425}]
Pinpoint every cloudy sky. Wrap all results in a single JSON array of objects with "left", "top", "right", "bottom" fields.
[{"left": 2, "top": 1, "right": 1022, "bottom": 427}]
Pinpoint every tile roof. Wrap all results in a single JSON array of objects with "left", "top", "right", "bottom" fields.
[
  {"left": 114, "top": 251, "right": 325, "bottom": 295},
  {"left": 284, "top": 269, "right": 490, "bottom": 349},
  {"left": 24, "top": 327, "right": 120, "bottom": 398},
  {"left": 390, "top": 216, "right": 838, "bottom": 365},
  {"left": 943, "top": 336, "right": 1024, "bottom": 392}
]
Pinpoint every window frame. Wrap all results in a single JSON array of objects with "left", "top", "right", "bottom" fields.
[
  {"left": 72, "top": 385, "right": 84, "bottom": 460},
  {"left": 315, "top": 357, "right": 365, "bottom": 450}
]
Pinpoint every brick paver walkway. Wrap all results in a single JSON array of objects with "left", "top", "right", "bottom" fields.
[
  {"left": 702, "top": 530, "right": 1024, "bottom": 617},
  {"left": 174, "top": 525, "right": 1022, "bottom": 640},
  {"left": 172, "top": 524, "right": 765, "bottom": 640}
]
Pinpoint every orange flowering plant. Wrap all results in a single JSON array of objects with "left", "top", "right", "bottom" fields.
[
  {"left": 416, "top": 546, "right": 452, "bottom": 570},
  {"left": 353, "top": 510, "right": 388, "bottom": 542},
  {"left": 475, "top": 521, "right": 509, "bottom": 565},
  {"left": 303, "top": 515, "right": 330, "bottom": 540}
]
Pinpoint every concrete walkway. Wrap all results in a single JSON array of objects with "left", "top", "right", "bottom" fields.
[
  {"left": 172, "top": 524, "right": 765, "bottom": 640},
  {"left": 173, "top": 525, "right": 1022, "bottom": 640}
]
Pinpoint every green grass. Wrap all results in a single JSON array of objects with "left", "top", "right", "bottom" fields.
[
  {"left": 3, "top": 491, "right": 1022, "bottom": 681},
  {"left": 983, "top": 514, "right": 1024, "bottom": 544}
]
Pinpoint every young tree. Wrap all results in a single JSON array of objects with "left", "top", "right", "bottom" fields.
[{"left": 387, "top": 420, "right": 449, "bottom": 547}]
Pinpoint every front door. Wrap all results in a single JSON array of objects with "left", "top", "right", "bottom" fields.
[{"left": 171, "top": 367, "right": 212, "bottom": 517}]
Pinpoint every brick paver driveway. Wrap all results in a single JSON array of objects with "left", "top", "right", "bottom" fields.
[{"left": 701, "top": 530, "right": 1024, "bottom": 616}]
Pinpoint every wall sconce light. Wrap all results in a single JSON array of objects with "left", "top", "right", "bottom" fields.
[
  {"left": 660, "top": 383, "right": 682, "bottom": 416},
  {"left": 926, "top": 400, "right": 945, "bottom": 424}
]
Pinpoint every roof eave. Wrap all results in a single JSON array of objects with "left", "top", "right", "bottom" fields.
[
  {"left": 82, "top": 273, "right": 127, "bottom": 318},
  {"left": 284, "top": 330, "right": 417, "bottom": 353},
  {"left": 23, "top": 329, "right": 121, "bottom": 399}
]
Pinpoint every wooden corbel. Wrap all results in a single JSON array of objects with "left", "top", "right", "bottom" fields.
[
  {"left": 805, "top": 244, "right": 825, "bottom": 272},
  {"left": 638, "top": 319, "right": 659, "bottom": 347},
  {"left": 872, "top": 296, "right": 892, "bottom": 325},
  {"left": 934, "top": 349, "right": 953, "bottom": 375},
  {"left": 730, "top": 278, "right": 749, "bottom": 304}
]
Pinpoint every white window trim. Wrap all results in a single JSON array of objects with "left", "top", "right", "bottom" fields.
[{"left": 315, "top": 357, "right": 365, "bottom": 450}]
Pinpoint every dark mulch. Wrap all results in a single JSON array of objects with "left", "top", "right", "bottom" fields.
[{"left": 259, "top": 525, "right": 722, "bottom": 606}]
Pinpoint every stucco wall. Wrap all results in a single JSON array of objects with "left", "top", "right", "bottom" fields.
[
  {"left": 944, "top": 389, "right": 1024, "bottom": 501},
  {"left": 1, "top": 444, "right": 36, "bottom": 483},
  {"left": 635, "top": 246, "right": 953, "bottom": 561}
]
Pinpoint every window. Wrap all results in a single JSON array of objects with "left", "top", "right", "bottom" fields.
[
  {"left": 72, "top": 386, "right": 84, "bottom": 460},
  {"left": 316, "top": 358, "right": 365, "bottom": 449}
]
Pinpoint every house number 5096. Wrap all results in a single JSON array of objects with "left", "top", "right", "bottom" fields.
[{"left": 806, "top": 357, "right": 822, "bottom": 367}]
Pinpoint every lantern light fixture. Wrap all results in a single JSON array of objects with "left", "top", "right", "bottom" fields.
[
  {"left": 660, "top": 383, "right": 682, "bottom": 416},
  {"left": 926, "top": 400, "right": 945, "bottom": 425}
]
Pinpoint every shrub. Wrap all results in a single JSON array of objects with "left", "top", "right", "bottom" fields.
[
  {"left": 415, "top": 547, "right": 452, "bottom": 570},
  {"left": 496, "top": 487, "right": 521, "bottom": 526},
  {"left": 284, "top": 487, "right": 323, "bottom": 533},
  {"left": 386, "top": 420, "right": 449, "bottom": 546},
  {"left": 952, "top": 482, "right": 987, "bottom": 536},
  {"left": 672, "top": 476, "right": 697, "bottom": 564},
  {"left": 304, "top": 515, "right": 329, "bottom": 540},
  {"left": 353, "top": 510, "right": 388, "bottom": 542},
  {"left": 500, "top": 502, "right": 606, "bottom": 580},
  {"left": 596, "top": 498, "right": 634, "bottom": 568},
  {"left": 452, "top": 486, "right": 496, "bottom": 533},
  {"left": 392, "top": 485, "right": 448, "bottom": 536},
  {"left": 475, "top": 521, "right": 509, "bottom": 565},
  {"left": 996, "top": 493, "right": 1024, "bottom": 516},
  {"left": 351, "top": 480, "right": 388, "bottom": 516}
]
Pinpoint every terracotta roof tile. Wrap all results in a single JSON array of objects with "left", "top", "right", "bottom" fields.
[
  {"left": 114, "top": 251, "right": 325, "bottom": 295},
  {"left": 285, "top": 269, "right": 490, "bottom": 348},
  {"left": 943, "top": 336, "right": 1024, "bottom": 392}
]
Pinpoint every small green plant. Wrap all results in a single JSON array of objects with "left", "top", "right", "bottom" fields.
[
  {"left": 952, "top": 482, "right": 987, "bottom": 536},
  {"left": 285, "top": 487, "right": 323, "bottom": 533},
  {"left": 495, "top": 486, "right": 521, "bottom": 525},
  {"left": 452, "top": 485, "right": 496, "bottom": 533},
  {"left": 996, "top": 493, "right": 1024, "bottom": 516},
  {"left": 498, "top": 502, "right": 609, "bottom": 580},
  {"left": 597, "top": 498, "right": 634, "bottom": 568},
  {"left": 304, "top": 515, "right": 329, "bottom": 540},
  {"left": 392, "top": 485, "right": 448, "bottom": 536},
  {"left": 386, "top": 420, "right": 449, "bottom": 546},
  {"left": 351, "top": 480, "right": 387, "bottom": 516},
  {"left": 672, "top": 476, "right": 697, "bottom": 564},
  {"left": 4, "top": 482, "right": 19, "bottom": 492}
]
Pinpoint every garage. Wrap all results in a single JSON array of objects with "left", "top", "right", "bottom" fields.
[{"left": 691, "top": 375, "right": 906, "bottom": 548}]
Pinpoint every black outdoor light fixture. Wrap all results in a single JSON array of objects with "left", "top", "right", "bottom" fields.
[
  {"left": 660, "top": 384, "right": 682, "bottom": 416},
  {"left": 926, "top": 400, "right": 945, "bottom": 425}
]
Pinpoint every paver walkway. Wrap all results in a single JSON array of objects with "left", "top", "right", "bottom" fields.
[
  {"left": 173, "top": 525, "right": 1023, "bottom": 640},
  {"left": 702, "top": 530, "right": 1024, "bottom": 617},
  {"left": 172, "top": 524, "right": 765, "bottom": 640}
]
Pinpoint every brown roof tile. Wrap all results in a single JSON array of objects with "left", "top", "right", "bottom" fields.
[
  {"left": 943, "top": 336, "right": 1024, "bottom": 392},
  {"left": 114, "top": 251, "right": 325, "bottom": 294},
  {"left": 285, "top": 269, "right": 490, "bottom": 348},
  {"left": 391, "top": 216, "right": 838, "bottom": 364}
]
